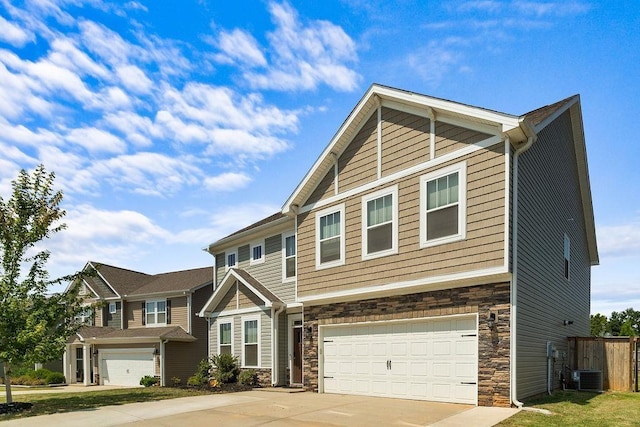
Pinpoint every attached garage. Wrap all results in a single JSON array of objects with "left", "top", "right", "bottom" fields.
[
  {"left": 100, "top": 349, "right": 155, "bottom": 386},
  {"left": 320, "top": 314, "right": 478, "bottom": 405}
]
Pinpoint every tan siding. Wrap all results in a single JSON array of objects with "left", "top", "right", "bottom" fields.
[
  {"left": 337, "top": 112, "right": 378, "bottom": 193},
  {"left": 215, "top": 253, "right": 225, "bottom": 287},
  {"left": 515, "top": 110, "right": 592, "bottom": 399},
  {"left": 217, "top": 283, "right": 238, "bottom": 312},
  {"left": 164, "top": 340, "right": 206, "bottom": 385},
  {"left": 381, "top": 108, "right": 430, "bottom": 176},
  {"left": 127, "top": 301, "right": 143, "bottom": 328},
  {"left": 238, "top": 283, "right": 264, "bottom": 308},
  {"left": 306, "top": 169, "right": 336, "bottom": 205},
  {"left": 168, "top": 296, "right": 188, "bottom": 329},
  {"left": 297, "top": 142, "right": 506, "bottom": 298},
  {"left": 435, "top": 122, "right": 492, "bottom": 157},
  {"left": 94, "top": 306, "right": 103, "bottom": 327}
]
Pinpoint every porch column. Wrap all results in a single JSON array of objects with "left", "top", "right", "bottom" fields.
[{"left": 83, "top": 344, "right": 91, "bottom": 386}]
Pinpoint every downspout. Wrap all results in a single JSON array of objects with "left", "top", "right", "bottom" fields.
[
  {"left": 510, "top": 120, "right": 537, "bottom": 408},
  {"left": 272, "top": 304, "right": 286, "bottom": 386}
]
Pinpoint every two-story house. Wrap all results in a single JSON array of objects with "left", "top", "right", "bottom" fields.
[
  {"left": 64, "top": 262, "right": 212, "bottom": 387},
  {"left": 199, "top": 84, "right": 598, "bottom": 407}
]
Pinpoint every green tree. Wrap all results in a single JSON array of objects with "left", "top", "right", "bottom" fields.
[
  {"left": 0, "top": 165, "right": 91, "bottom": 403},
  {"left": 590, "top": 313, "right": 609, "bottom": 337}
]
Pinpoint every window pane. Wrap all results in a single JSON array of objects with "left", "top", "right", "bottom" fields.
[
  {"left": 245, "top": 320, "right": 258, "bottom": 344},
  {"left": 320, "top": 212, "right": 340, "bottom": 239},
  {"left": 220, "top": 345, "right": 231, "bottom": 355},
  {"left": 286, "top": 257, "right": 296, "bottom": 278},
  {"left": 285, "top": 235, "right": 295, "bottom": 257},
  {"left": 157, "top": 301, "right": 166, "bottom": 312},
  {"left": 368, "top": 195, "right": 393, "bottom": 227},
  {"left": 437, "top": 176, "right": 449, "bottom": 206},
  {"left": 320, "top": 237, "right": 340, "bottom": 263},
  {"left": 245, "top": 344, "right": 258, "bottom": 366},
  {"left": 157, "top": 312, "right": 166, "bottom": 323},
  {"left": 146, "top": 302, "right": 155, "bottom": 313},
  {"left": 427, "top": 180, "right": 437, "bottom": 210},
  {"left": 253, "top": 246, "right": 262, "bottom": 260},
  {"left": 448, "top": 173, "right": 459, "bottom": 204},
  {"left": 427, "top": 205, "right": 458, "bottom": 240},
  {"left": 368, "top": 223, "right": 392, "bottom": 253},
  {"left": 146, "top": 312, "right": 155, "bottom": 325},
  {"left": 220, "top": 323, "right": 231, "bottom": 344}
]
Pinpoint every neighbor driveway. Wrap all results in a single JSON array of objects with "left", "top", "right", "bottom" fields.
[{"left": 1, "top": 389, "right": 518, "bottom": 426}]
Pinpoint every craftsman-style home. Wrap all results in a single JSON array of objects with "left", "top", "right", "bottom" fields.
[{"left": 199, "top": 84, "right": 598, "bottom": 406}]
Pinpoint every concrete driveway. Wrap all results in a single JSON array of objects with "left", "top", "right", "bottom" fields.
[{"left": 1, "top": 389, "right": 518, "bottom": 427}]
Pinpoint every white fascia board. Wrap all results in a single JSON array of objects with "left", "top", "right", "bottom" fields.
[{"left": 205, "top": 215, "right": 291, "bottom": 253}]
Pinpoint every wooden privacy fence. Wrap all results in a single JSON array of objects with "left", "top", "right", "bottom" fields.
[{"left": 568, "top": 336, "right": 639, "bottom": 392}]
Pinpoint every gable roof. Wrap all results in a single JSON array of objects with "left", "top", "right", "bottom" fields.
[
  {"left": 78, "top": 262, "right": 212, "bottom": 298},
  {"left": 199, "top": 268, "right": 284, "bottom": 316},
  {"left": 281, "top": 83, "right": 526, "bottom": 214},
  {"left": 205, "top": 212, "right": 290, "bottom": 253}
]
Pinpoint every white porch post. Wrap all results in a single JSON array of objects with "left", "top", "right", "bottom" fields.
[
  {"left": 83, "top": 344, "right": 90, "bottom": 386},
  {"left": 62, "top": 345, "right": 69, "bottom": 383}
]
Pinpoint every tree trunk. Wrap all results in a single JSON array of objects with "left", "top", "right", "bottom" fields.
[{"left": 3, "top": 362, "right": 12, "bottom": 404}]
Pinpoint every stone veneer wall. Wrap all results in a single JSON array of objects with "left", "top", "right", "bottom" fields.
[
  {"left": 252, "top": 368, "right": 271, "bottom": 387},
  {"left": 303, "top": 282, "right": 511, "bottom": 407}
]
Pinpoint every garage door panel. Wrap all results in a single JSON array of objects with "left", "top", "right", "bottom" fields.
[
  {"left": 101, "top": 350, "right": 154, "bottom": 386},
  {"left": 322, "top": 315, "right": 478, "bottom": 404}
]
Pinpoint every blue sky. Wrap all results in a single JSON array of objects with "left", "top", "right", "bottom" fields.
[{"left": 0, "top": 0, "right": 638, "bottom": 317}]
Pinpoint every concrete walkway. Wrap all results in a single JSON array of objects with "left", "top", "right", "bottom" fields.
[{"left": 1, "top": 389, "right": 519, "bottom": 426}]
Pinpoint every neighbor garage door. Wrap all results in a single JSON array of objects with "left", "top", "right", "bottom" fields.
[
  {"left": 321, "top": 315, "right": 478, "bottom": 404},
  {"left": 100, "top": 349, "right": 155, "bottom": 386}
]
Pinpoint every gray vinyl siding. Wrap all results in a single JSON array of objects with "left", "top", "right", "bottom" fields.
[
  {"left": 105, "top": 302, "right": 122, "bottom": 327},
  {"left": 215, "top": 233, "right": 296, "bottom": 304},
  {"left": 277, "top": 313, "right": 287, "bottom": 384},
  {"left": 209, "top": 309, "right": 272, "bottom": 369},
  {"left": 515, "top": 109, "right": 591, "bottom": 399}
]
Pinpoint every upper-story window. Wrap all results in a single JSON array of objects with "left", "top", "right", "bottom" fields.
[
  {"left": 219, "top": 320, "right": 233, "bottom": 355},
  {"left": 109, "top": 302, "right": 117, "bottom": 314},
  {"left": 564, "top": 234, "right": 571, "bottom": 280},
  {"left": 362, "top": 186, "right": 398, "bottom": 260},
  {"left": 420, "top": 162, "right": 467, "bottom": 248},
  {"left": 226, "top": 250, "right": 237, "bottom": 271},
  {"left": 283, "top": 231, "right": 296, "bottom": 280},
  {"left": 250, "top": 241, "right": 264, "bottom": 265},
  {"left": 75, "top": 306, "right": 93, "bottom": 325},
  {"left": 315, "top": 204, "right": 345, "bottom": 269},
  {"left": 145, "top": 300, "right": 167, "bottom": 325}
]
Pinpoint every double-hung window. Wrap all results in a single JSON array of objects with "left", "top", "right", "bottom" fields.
[
  {"left": 75, "top": 306, "right": 93, "bottom": 325},
  {"left": 362, "top": 186, "right": 398, "bottom": 259},
  {"left": 315, "top": 204, "right": 345, "bottom": 269},
  {"left": 219, "top": 320, "right": 233, "bottom": 355},
  {"left": 564, "top": 234, "right": 570, "bottom": 280},
  {"left": 242, "top": 317, "right": 259, "bottom": 367},
  {"left": 109, "top": 302, "right": 117, "bottom": 314},
  {"left": 250, "top": 241, "right": 264, "bottom": 265},
  {"left": 145, "top": 300, "right": 166, "bottom": 325},
  {"left": 420, "top": 162, "right": 467, "bottom": 247},
  {"left": 226, "top": 250, "right": 237, "bottom": 270},
  {"left": 283, "top": 231, "right": 296, "bottom": 280}
]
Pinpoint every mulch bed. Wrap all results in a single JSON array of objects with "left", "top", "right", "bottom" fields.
[{"left": 0, "top": 402, "right": 33, "bottom": 415}]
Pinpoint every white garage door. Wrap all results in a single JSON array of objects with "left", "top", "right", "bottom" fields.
[
  {"left": 100, "top": 349, "right": 155, "bottom": 386},
  {"left": 321, "top": 315, "right": 478, "bottom": 404}
]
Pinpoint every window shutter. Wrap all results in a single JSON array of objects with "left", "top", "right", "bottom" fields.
[
  {"left": 141, "top": 302, "right": 146, "bottom": 325},
  {"left": 167, "top": 300, "right": 171, "bottom": 324}
]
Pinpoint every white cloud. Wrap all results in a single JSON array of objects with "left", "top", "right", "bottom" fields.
[
  {"left": 115, "top": 64, "right": 153, "bottom": 94},
  {"left": 213, "top": 1, "right": 360, "bottom": 92},
  {"left": 204, "top": 172, "right": 252, "bottom": 192},
  {"left": 597, "top": 219, "right": 640, "bottom": 258},
  {"left": 513, "top": 1, "right": 591, "bottom": 17},
  {"left": 48, "top": 37, "right": 110, "bottom": 79},
  {"left": 103, "top": 111, "right": 156, "bottom": 147},
  {"left": 0, "top": 14, "right": 32, "bottom": 47},
  {"left": 215, "top": 29, "right": 267, "bottom": 67},
  {"left": 65, "top": 127, "right": 127, "bottom": 154}
]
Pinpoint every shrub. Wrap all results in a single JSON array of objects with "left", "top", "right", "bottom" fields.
[
  {"left": 238, "top": 369, "right": 257, "bottom": 386},
  {"left": 9, "top": 369, "right": 65, "bottom": 385},
  {"left": 187, "top": 375, "right": 205, "bottom": 387},
  {"left": 210, "top": 353, "right": 239, "bottom": 384},
  {"left": 139, "top": 375, "right": 159, "bottom": 387},
  {"left": 171, "top": 376, "right": 182, "bottom": 387},
  {"left": 46, "top": 371, "right": 66, "bottom": 384},
  {"left": 187, "top": 358, "right": 212, "bottom": 387}
]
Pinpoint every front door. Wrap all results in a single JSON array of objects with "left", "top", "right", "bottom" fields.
[
  {"left": 75, "top": 347, "right": 83, "bottom": 383},
  {"left": 293, "top": 323, "right": 303, "bottom": 384}
]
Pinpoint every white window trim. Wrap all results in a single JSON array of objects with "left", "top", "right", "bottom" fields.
[
  {"left": 419, "top": 161, "right": 467, "bottom": 248},
  {"left": 218, "top": 318, "right": 234, "bottom": 356},
  {"left": 225, "top": 249, "right": 238, "bottom": 271},
  {"left": 315, "top": 203, "right": 346, "bottom": 270},
  {"left": 564, "top": 234, "right": 571, "bottom": 281},
  {"left": 109, "top": 302, "right": 116, "bottom": 314},
  {"left": 282, "top": 230, "right": 297, "bottom": 282},
  {"left": 361, "top": 185, "right": 399, "bottom": 260},
  {"left": 250, "top": 241, "right": 265, "bottom": 265},
  {"left": 145, "top": 299, "right": 167, "bottom": 327},
  {"left": 241, "top": 315, "right": 260, "bottom": 368}
]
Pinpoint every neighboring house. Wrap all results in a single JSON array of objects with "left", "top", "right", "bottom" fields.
[
  {"left": 64, "top": 262, "right": 212, "bottom": 387},
  {"left": 199, "top": 84, "right": 598, "bottom": 407}
]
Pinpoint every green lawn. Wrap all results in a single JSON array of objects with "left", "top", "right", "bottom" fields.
[
  {"left": 0, "top": 387, "right": 212, "bottom": 420},
  {"left": 498, "top": 391, "right": 640, "bottom": 427}
]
